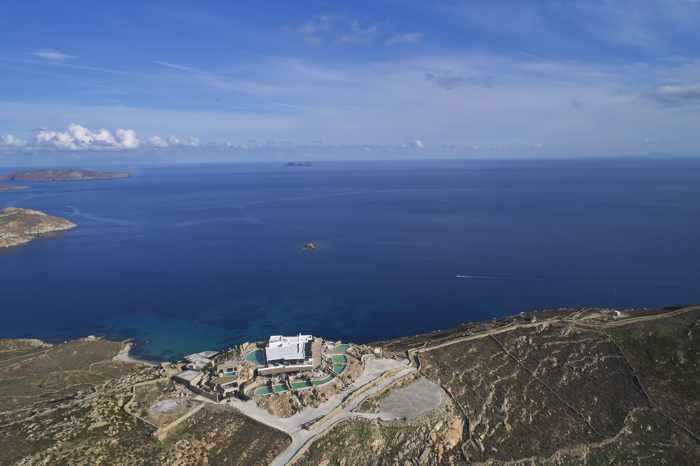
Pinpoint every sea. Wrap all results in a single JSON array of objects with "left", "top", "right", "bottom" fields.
[{"left": 1, "top": 157, "right": 698, "bottom": 361}]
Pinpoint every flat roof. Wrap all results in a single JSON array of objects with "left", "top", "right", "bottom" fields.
[
  {"left": 265, "top": 334, "right": 312, "bottom": 362},
  {"left": 175, "top": 370, "right": 201, "bottom": 383},
  {"left": 185, "top": 351, "right": 219, "bottom": 364}
]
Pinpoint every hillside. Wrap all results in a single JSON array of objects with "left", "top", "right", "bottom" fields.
[
  {"left": 0, "top": 207, "right": 76, "bottom": 248},
  {"left": 294, "top": 306, "right": 700, "bottom": 465},
  {"left": 1, "top": 305, "right": 698, "bottom": 465}
]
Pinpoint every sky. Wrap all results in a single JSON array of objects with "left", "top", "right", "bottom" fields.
[{"left": 1, "top": 0, "right": 699, "bottom": 161}]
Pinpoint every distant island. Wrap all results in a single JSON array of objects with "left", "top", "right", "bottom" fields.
[
  {"left": 2, "top": 169, "right": 130, "bottom": 182},
  {"left": 0, "top": 207, "right": 76, "bottom": 248},
  {"left": 285, "top": 161, "right": 313, "bottom": 167},
  {"left": 0, "top": 184, "right": 29, "bottom": 192}
]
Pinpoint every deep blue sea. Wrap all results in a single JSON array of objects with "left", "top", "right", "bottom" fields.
[{"left": 1, "top": 158, "right": 698, "bottom": 361}]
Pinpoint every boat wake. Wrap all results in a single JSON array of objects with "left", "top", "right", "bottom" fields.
[
  {"left": 456, "top": 274, "right": 500, "bottom": 280},
  {"left": 456, "top": 274, "right": 546, "bottom": 281},
  {"left": 66, "top": 205, "right": 137, "bottom": 226}
]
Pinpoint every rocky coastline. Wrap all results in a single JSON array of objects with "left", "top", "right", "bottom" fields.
[
  {"left": 2, "top": 169, "right": 130, "bottom": 182},
  {"left": 0, "top": 207, "right": 76, "bottom": 248},
  {"left": 1, "top": 305, "right": 698, "bottom": 465}
]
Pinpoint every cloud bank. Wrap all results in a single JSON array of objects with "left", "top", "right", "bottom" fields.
[
  {"left": 33, "top": 124, "right": 140, "bottom": 150},
  {"left": 0, "top": 134, "right": 26, "bottom": 147},
  {"left": 0, "top": 124, "right": 199, "bottom": 152}
]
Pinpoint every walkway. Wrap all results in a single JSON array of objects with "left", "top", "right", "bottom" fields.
[
  {"left": 204, "top": 357, "right": 411, "bottom": 466},
  {"left": 226, "top": 306, "right": 700, "bottom": 465}
]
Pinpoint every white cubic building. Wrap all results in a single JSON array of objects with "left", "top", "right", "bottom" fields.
[
  {"left": 259, "top": 334, "right": 315, "bottom": 376},
  {"left": 265, "top": 334, "right": 312, "bottom": 362}
]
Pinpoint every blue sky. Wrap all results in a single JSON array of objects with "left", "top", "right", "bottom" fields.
[{"left": 1, "top": 0, "right": 699, "bottom": 159}]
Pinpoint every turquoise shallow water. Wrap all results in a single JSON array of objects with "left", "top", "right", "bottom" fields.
[{"left": 1, "top": 158, "right": 699, "bottom": 361}]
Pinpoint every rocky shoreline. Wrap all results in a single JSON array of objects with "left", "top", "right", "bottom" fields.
[
  {"left": 113, "top": 341, "right": 157, "bottom": 366},
  {"left": 1, "top": 305, "right": 698, "bottom": 465},
  {"left": 0, "top": 207, "right": 76, "bottom": 248},
  {"left": 2, "top": 169, "right": 130, "bottom": 182}
]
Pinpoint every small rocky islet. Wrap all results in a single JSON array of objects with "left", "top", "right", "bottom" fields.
[
  {"left": 2, "top": 168, "right": 130, "bottom": 182},
  {"left": 0, "top": 207, "right": 76, "bottom": 248},
  {"left": 0, "top": 168, "right": 132, "bottom": 248}
]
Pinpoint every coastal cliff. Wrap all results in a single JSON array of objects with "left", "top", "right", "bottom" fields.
[
  {"left": 3, "top": 169, "right": 130, "bottom": 182},
  {"left": 0, "top": 305, "right": 698, "bottom": 465},
  {"left": 0, "top": 207, "right": 76, "bottom": 248}
]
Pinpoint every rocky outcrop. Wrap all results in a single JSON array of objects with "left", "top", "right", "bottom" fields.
[
  {"left": 0, "top": 338, "right": 291, "bottom": 466},
  {"left": 1, "top": 307, "right": 698, "bottom": 465},
  {"left": 3, "top": 169, "right": 129, "bottom": 182},
  {"left": 295, "top": 306, "right": 700, "bottom": 465},
  {"left": 0, "top": 207, "right": 76, "bottom": 248},
  {"left": 295, "top": 397, "right": 466, "bottom": 466}
]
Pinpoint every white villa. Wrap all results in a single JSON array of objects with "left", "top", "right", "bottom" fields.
[{"left": 258, "top": 334, "right": 319, "bottom": 375}]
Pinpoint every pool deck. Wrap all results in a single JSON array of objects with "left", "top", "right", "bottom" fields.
[
  {"left": 217, "top": 357, "right": 414, "bottom": 466},
  {"left": 251, "top": 344, "right": 351, "bottom": 396},
  {"left": 244, "top": 348, "right": 266, "bottom": 365}
]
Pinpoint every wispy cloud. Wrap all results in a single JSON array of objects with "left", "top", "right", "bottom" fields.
[
  {"left": 425, "top": 71, "right": 493, "bottom": 90},
  {"left": 649, "top": 83, "right": 700, "bottom": 106},
  {"left": 300, "top": 15, "right": 335, "bottom": 45},
  {"left": 299, "top": 15, "right": 380, "bottom": 46},
  {"left": 446, "top": 0, "right": 700, "bottom": 53},
  {"left": 154, "top": 60, "right": 199, "bottom": 72},
  {"left": 147, "top": 135, "right": 200, "bottom": 148},
  {"left": 385, "top": 33, "right": 422, "bottom": 46},
  {"left": 337, "top": 20, "right": 379, "bottom": 45},
  {"left": 282, "top": 59, "right": 351, "bottom": 83},
  {"left": 32, "top": 49, "right": 75, "bottom": 61},
  {"left": 153, "top": 60, "right": 290, "bottom": 94}
]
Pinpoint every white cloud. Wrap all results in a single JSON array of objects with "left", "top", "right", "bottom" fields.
[
  {"left": 32, "top": 124, "right": 140, "bottom": 150},
  {"left": 147, "top": 135, "right": 200, "bottom": 148},
  {"left": 0, "top": 134, "right": 26, "bottom": 148},
  {"left": 3, "top": 124, "right": 201, "bottom": 152},
  {"left": 385, "top": 33, "right": 423, "bottom": 46},
  {"left": 3, "top": 50, "right": 700, "bottom": 157},
  {"left": 147, "top": 136, "right": 169, "bottom": 147},
  {"left": 33, "top": 49, "right": 75, "bottom": 61},
  {"left": 116, "top": 129, "right": 140, "bottom": 149},
  {"left": 35, "top": 129, "right": 77, "bottom": 149},
  {"left": 413, "top": 139, "right": 424, "bottom": 149}
]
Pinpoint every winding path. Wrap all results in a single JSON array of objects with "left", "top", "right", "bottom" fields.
[{"left": 197, "top": 305, "right": 700, "bottom": 465}]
